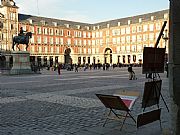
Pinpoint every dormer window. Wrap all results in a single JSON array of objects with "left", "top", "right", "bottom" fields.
[
  {"left": 107, "top": 24, "right": 110, "bottom": 28},
  {"left": 164, "top": 13, "right": 168, "bottom": 19},
  {"left": 65, "top": 24, "right": 70, "bottom": 28},
  {"left": 53, "top": 22, "right": 57, "bottom": 27},
  {"left": 28, "top": 19, "right": 33, "bottom": 24},
  {"left": 151, "top": 16, "right": 154, "bottom": 21},
  {"left": 118, "top": 22, "right": 121, "bottom": 26},
  {"left": 93, "top": 26, "right": 96, "bottom": 30},
  {"left": 97, "top": 25, "right": 100, "bottom": 29},
  {"left": 86, "top": 26, "right": 89, "bottom": 30},
  {"left": 77, "top": 25, "right": 81, "bottom": 29},
  {"left": 139, "top": 18, "right": 142, "bottom": 23},
  {"left": 40, "top": 20, "right": 46, "bottom": 25},
  {"left": 128, "top": 20, "right": 131, "bottom": 25}
]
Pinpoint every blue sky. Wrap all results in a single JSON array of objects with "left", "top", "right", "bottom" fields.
[{"left": 16, "top": 0, "right": 169, "bottom": 23}]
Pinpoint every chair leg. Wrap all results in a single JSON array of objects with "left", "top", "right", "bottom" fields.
[
  {"left": 128, "top": 112, "right": 136, "bottom": 123},
  {"left": 120, "top": 113, "right": 128, "bottom": 130},
  {"left": 103, "top": 110, "right": 112, "bottom": 127}
]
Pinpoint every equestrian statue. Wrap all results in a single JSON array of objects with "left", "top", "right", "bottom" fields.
[{"left": 12, "top": 27, "right": 32, "bottom": 51}]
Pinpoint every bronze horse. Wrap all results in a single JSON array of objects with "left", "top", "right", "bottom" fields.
[{"left": 12, "top": 32, "right": 32, "bottom": 51}]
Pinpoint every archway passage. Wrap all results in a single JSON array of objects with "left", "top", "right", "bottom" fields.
[
  {"left": 104, "top": 48, "right": 112, "bottom": 64},
  {"left": 64, "top": 48, "right": 71, "bottom": 64}
]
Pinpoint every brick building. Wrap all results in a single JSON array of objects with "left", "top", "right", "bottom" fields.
[{"left": 0, "top": 0, "right": 169, "bottom": 66}]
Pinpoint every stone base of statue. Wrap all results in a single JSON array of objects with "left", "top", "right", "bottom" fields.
[{"left": 10, "top": 51, "right": 33, "bottom": 75}]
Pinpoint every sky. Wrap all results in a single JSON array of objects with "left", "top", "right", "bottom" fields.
[{"left": 15, "top": 0, "right": 169, "bottom": 24}]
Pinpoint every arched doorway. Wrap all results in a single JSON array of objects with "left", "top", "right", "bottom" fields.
[
  {"left": 104, "top": 48, "right": 112, "bottom": 64},
  {"left": 64, "top": 48, "right": 71, "bottom": 64}
]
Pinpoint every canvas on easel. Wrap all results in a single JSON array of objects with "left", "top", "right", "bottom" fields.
[
  {"left": 142, "top": 80, "right": 162, "bottom": 109},
  {"left": 142, "top": 47, "right": 165, "bottom": 74}
]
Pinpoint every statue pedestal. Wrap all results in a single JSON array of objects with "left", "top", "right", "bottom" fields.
[{"left": 10, "top": 51, "right": 32, "bottom": 74}]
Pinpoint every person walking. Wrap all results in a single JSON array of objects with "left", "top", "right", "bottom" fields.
[
  {"left": 75, "top": 64, "right": 78, "bottom": 72},
  {"left": 57, "top": 63, "right": 61, "bottom": 75},
  {"left": 128, "top": 64, "right": 136, "bottom": 80}
]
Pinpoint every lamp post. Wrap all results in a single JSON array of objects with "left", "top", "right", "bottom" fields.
[{"left": 162, "top": 29, "right": 169, "bottom": 63}]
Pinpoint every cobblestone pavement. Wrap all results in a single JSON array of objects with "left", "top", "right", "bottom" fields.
[{"left": 0, "top": 67, "right": 172, "bottom": 135}]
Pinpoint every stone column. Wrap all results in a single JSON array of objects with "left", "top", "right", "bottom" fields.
[{"left": 169, "top": 0, "right": 180, "bottom": 134}]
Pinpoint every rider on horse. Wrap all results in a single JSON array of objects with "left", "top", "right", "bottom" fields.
[
  {"left": 18, "top": 27, "right": 27, "bottom": 42},
  {"left": 18, "top": 27, "right": 26, "bottom": 36}
]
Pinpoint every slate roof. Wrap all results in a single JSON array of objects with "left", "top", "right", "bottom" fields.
[{"left": 18, "top": 9, "right": 169, "bottom": 30}]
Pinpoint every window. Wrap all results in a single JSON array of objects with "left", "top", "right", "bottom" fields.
[
  {"left": 137, "top": 35, "right": 142, "bottom": 42},
  {"left": 112, "top": 38, "right": 116, "bottom": 45},
  {"left": 50, "top": 37, "right": 53, "bottom": 44},
  {"left": 132, "top": 35, "right": 136, "bottom": 42},
  {"left": 56, "top": 38, "right": 59, "bottom": 44},
  {"left": 121, "top": 46, "right": 125, "bottom": 51},
  {"left": 117, "top": 37, "right": 120, "bottom": 44},
  {"left": 67, "top": 30, "right": 71, "bottom": 36},
  {"left": 78, "top": 31, "right": 81, "bottom": 37},
  {"left": 126, "top": 45, "right": 130, "bottom": 52},
  {"left": 37, "top": 27, "right": 41, "bottom": 34},
  {"left": 74, "top": 39, "right": 78, "bottom": 45},
  {"left": 121, "top": 28, "right": 125, "bottom": 35},
  {"left": 149, "top": 33, "right": 154, "bottom": 41},
  {"left": 88, "top": 32, "right": 91, "bottom": 38},
  {"left": 92, "top": 40, "right": 95, "bottom": 45},
  {"left": 83, "top": 32, "right": 86, "bottom": 38},
  {"left": 83, "top": 40, "right": 86, "bottom": 45},
  {"left": 156, "top": 22, "right": 161, "bottom": 30},
  {"left": 126, "top": 36, "right": 130, "bottom": 43},
  {"left": 60, "top": 29, "right": 63, "bottom": 36},
  {"left": 39, "top": 46, "right": 42, "bottom": 53},
  {"left": 43, "top": 28, "right": 48, "bottom": 35},
  {"left": 30, "top": 26, "right": 34, "bottom": 33},
  {"left": 67, "top": 38, "right": 71, "bottom": 45},
  {"left": 106, "top": 38, "right": 109, "bottom": 45},
  {"left": 56, "top": 46, "right": 59, "bottom": 53},
  {"left": 88, "top": 40, "right": 91, "bottom": 45},
  {"left": 49, "top": 28, "right": 53, "bottom": 35},
  {"left": 45, "top": 46, "right": 48, "bottom": 53},
  {"left": 106, "top": 30, "right": 109, "bottom": 36},
  {"left": 121, "top": 36, "right": 125, "bottom": 44},
  {"left": 143, "top": 34, "right": 148, "bottom": 41},
  {"left": 30, "top": 36, "right": 34, "bottom": 43},
  {"left": 60, "top": 38, "right": 63, "bottom": 45},
  {"left": 92, "top": 32, "right": 95, "bottom": 38},
  {"left": 51, "top": 47, "right": 53, "bottom": 53},
  {"left": 132, "top": 26, "right": 136, "bottom": 33},
  {"left": 99, "top": 31, "right": 103, "bottom": 37},
  {"left": 44, "top": 36, "right": 47, "bottom": 44},
  {"left": 149, "top": 24, "right": 154, "bottom": 31},
  {"left": 55, "top": 29, "right": 59, "bottom": 35},
  {"left": 137, "top": 45, "right": 142, "bottom": 52},
  {"left": 137, "top": 26, "right": 142, "bottom": 32},
  {"left": 126, "top": 27, "right": 130, "bottom": 34},
  {"left": 37, "top": 36, "right": 41, "bottom": 44},
  {"left": 143, "top": 25, "right": 148, "bottom": 32},
  {"left": 96, "top": 32, "right": 99, "bottom": 38},
  {"left": 132, "top": 45, "right": 136, "bottom": 52},
  {"left": 100, "top": 39, "right": 103, "bottom": 46}
]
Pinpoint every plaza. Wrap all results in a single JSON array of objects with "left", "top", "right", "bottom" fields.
[{"left": 0, "top": 67, "right": 172, "bottom": 135}]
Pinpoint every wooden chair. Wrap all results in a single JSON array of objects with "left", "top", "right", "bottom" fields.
[{"left": 96, "top": 94, "right": 136, "bottom": 130}]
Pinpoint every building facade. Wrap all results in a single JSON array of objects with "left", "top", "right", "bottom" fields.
[{"left": 0, "top": 0, "right": 169, "bottom": 66}]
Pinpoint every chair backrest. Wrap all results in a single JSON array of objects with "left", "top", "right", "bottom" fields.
[
  {"left": 142, "top": 80, "right": 162, "bottom": 108},
  {"left": 96, "top": 94, "right": 129, "bottom": 111},
  {"left": 137, "top": 108, "right": 161, "bottom": 128}
]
